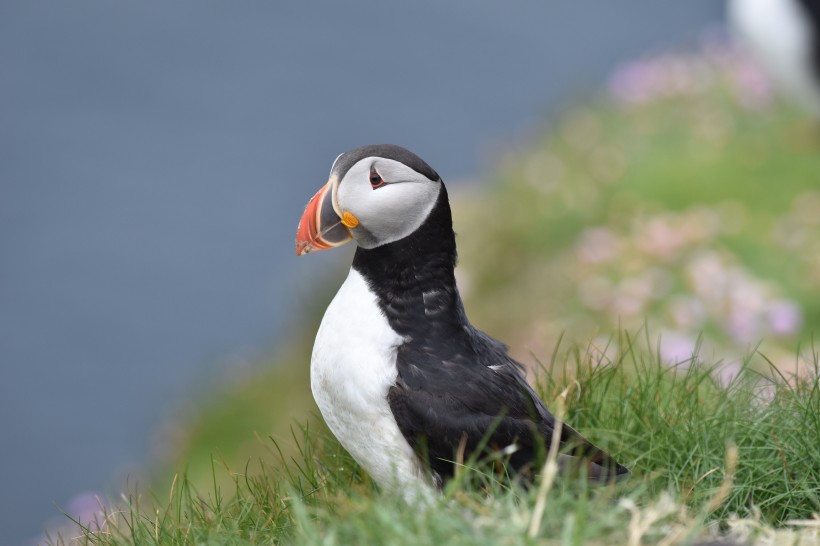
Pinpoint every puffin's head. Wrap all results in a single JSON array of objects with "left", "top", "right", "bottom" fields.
[{"left": 295, "top": 144, "right": 442, "bottom": 255}]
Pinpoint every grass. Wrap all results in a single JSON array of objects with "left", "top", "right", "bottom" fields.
[
  {"left": 50, "top": 338, "right": 820, "bottom": 545},
  {"left": 538, "top": 334, "right": 820, "bottom": 525}
]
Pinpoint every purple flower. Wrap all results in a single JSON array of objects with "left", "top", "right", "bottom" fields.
[
  {"left": 66, "top": 490, "right": 106, "bottom": 529},
  {"left": 715, "top": 362, "right": 742, "bottom": 387},
  {"left": 608, "top": 60, "right": 661, "bottom": 105},
  {"left": 766, "top": 299, "right": 803, "bottom": 336},
  {"left": 658, "top": 330, "right": 698, "bottom": 364}
]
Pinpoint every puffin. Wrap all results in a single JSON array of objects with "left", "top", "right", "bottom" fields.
[
  {"left": 728, "top": 0, "right": 820, "bottom": 117},
  {"left": 295, "top": 144, "right": 629, "bottom": 498}
]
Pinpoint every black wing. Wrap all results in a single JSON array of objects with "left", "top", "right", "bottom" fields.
[{"left": 387, "top": 326, "right": 629, "bottom": 485}]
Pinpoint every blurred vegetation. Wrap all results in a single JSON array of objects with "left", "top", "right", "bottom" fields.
[
  {"left": 455, "top": 40, "right": 820, "bottom": 374},
  {"left": 54, "top": 39, "right": 820, "bottom": 545}
]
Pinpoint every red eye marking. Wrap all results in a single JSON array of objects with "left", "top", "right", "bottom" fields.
[{"left": 369, "top": 168, "right": 385, "bottom": 189}]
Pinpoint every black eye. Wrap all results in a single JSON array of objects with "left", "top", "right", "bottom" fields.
[{"left": 369, "top": 168, "right": 385, "bottom": 189}]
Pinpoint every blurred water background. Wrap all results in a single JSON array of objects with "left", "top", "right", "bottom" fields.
[{"left": 1, "top": 2, "right": 723, "bottom": 544}]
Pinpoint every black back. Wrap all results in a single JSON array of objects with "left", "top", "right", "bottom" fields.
[{"left": 352, "top": 183, "right": 629, "bottom": 485}]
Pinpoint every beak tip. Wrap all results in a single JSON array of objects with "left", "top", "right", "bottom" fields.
[
  {"left": 294, "top": 179, "right": 353, "bottom": 256},
  {"left": 295, "top": 239, "right": 312, "bottom": 256}
]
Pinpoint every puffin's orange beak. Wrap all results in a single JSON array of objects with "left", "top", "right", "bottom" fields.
[{"left": 295, "top": 180, "right": 354, "bottom": 256}]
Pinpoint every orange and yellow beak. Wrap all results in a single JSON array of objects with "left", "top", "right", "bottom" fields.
[{"left": 295, "top": 180, "right": 355, "bottom": 256}]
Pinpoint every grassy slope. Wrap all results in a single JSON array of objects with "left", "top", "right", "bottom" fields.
[
  {"left": 59, "top": 348, "right": 820, "bottom": 545},
  {"left": 53, "top": 45, "right": 820, "bottom": 545}
]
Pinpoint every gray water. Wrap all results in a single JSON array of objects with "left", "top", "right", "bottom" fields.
[{"left": 0, "top": 2, "right": 723, "bottom": 543}]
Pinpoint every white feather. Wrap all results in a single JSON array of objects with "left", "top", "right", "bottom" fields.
[
  {"left": 311, "top": 269, "right": 436, "bottom": 499},
  {"left": 729, "top": 0, "right": 820, "bottom": 116}
]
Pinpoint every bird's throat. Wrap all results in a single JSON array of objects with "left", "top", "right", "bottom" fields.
[{"left": 352, "top": 185, "right": 465, "bottom": 339}]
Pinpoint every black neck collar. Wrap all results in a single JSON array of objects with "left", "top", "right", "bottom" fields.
[
  {"left": 352, "top": 184, "right": 467, "bottom": 339},
  {"left": 795, "top": 0, "right": 820, "bottom": 81}
]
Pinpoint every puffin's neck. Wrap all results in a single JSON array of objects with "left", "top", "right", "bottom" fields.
[
  {"left": 351, "top": 184, "right": 466, "bottom": 339},
  {"left": 798, "top": 0, "right": 820, "bottom": 81}
]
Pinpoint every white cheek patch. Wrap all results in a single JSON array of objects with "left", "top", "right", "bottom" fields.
[
  {"left": 365, "top": 183, "right": 440, "bottom": 244},
  {"left": 336, "top": 158, "right": 441, "bottom": 249}
]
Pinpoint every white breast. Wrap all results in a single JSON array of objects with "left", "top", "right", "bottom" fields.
[
  {"left": 311, "top": 268, "right": 434, "bottom": 498},
  {"left": 729, "top": 0, "right": 820, "bottom": 116}
]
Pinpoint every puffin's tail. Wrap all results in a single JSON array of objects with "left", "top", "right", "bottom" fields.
[
  {"left": 553, "top": 451, "right": 630, "bottom": 483},
  {"left": 553, "top": 424, "right": 630, "bottom": 483},
  {"left": 579, "top": 450, "right": 630, "bottom": 482}
]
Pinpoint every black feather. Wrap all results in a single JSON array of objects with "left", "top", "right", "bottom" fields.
[{"left": 352, "top": 182, "right": 629, "bottom": 485}]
